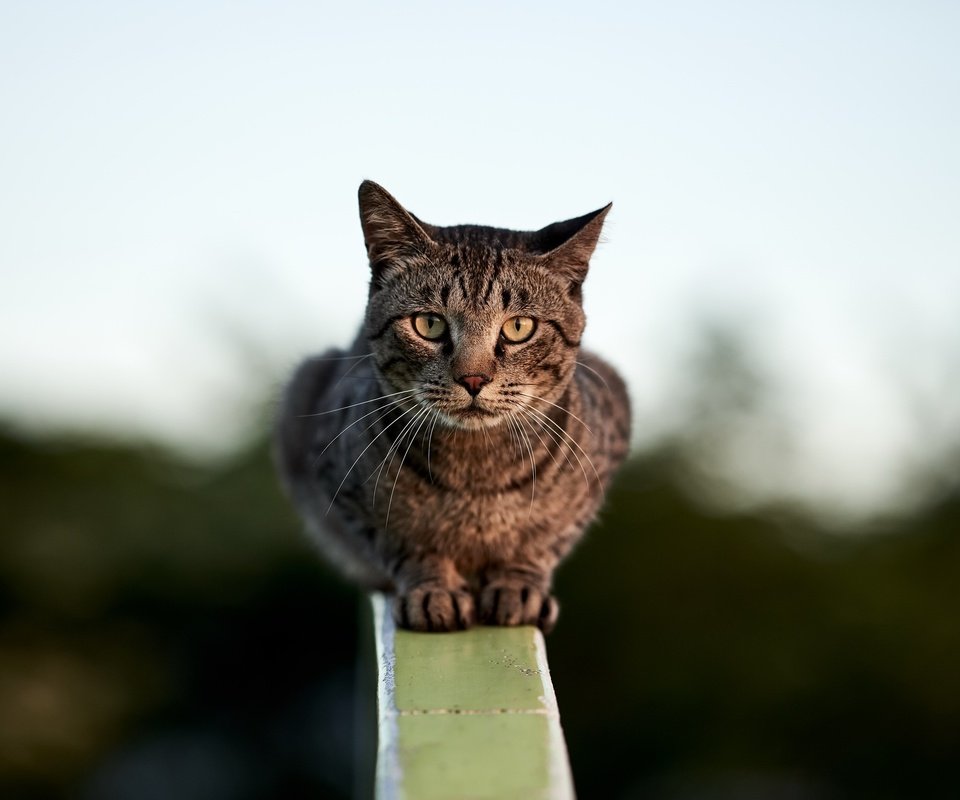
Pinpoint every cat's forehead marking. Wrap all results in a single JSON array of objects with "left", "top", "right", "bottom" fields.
[
  {"left": 447, "top": 311, "right": 501, "bottom": 345},
  {"left": 375, "top": 239, "right": 571, "bottom": 331},
  {"left": 436, "top": 243, "right": 540, "bottom": 312}
]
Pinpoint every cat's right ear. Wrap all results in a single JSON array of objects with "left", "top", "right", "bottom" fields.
[
  {"left": 358, "top": 181, "right": 435, "bottom": 280},
  {"left": 535, "top": 203, "right": 612, "bottom": 289}
]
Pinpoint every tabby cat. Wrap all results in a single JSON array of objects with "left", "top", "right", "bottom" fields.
[{"left": 274, "top": 181, "right": 630, "bottom": 632}]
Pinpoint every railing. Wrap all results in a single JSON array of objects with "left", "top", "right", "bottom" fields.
[{"left": 371, "top": 594, "right": 576, "bottom": 799}]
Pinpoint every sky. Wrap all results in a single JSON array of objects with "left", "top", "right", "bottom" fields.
[{"left": 1, "top": 1, "right": 958, "bottom": 519}]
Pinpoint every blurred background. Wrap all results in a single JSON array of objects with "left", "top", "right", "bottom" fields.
[{"left": 2, "top": 2, "right": 958, "bottom": 798}]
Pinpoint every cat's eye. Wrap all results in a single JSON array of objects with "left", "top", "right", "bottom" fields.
[
  {"left": 412, "top": 313, "right": 448, "bottom": 340},
  {"left": 501, "top": 316, "right": 536, "bottom": 343}
]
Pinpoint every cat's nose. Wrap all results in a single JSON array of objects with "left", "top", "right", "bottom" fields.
[{"left": 457, "top": 374, "right": 491, "bottom": 397}]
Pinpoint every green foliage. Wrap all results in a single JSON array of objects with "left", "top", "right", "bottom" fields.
[
  {"left": 553, "top": 454, "right": 960, "bottom": 799},
  {"left": 0, "top": 432, "right": 360, "bottom": 799},
  {"left": 1, "top": 430, "right": 958, "bottom": 799}
]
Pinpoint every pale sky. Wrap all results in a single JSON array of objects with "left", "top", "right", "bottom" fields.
[{"left": 2, "top": 1, "right": 958, "bottom": 518}]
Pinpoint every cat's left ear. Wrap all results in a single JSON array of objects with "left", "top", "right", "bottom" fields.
[{"left": 536, "top": 203, "right": 612, "bottom": 287}]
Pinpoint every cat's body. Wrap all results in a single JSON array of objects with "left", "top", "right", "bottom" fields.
[{"left": 275, "top": 182, "right": 630, "bottom": 632}]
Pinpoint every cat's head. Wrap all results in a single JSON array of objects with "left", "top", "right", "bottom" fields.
[{"left": 359, "top": 180, "right": 610, "bottom": 430}]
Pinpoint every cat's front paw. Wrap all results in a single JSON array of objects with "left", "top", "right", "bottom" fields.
[
  {"left": 393, "top": 586, "right": 475, "bottom": 632},
  {"left": 479, "top": 581, "right": 559, "bottom": 633}
]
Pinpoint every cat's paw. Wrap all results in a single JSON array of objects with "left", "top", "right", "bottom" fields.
[
  {"left": 393, "top": 586, "right": 475, "bottom": 632},
  {"left": 479, "top": 582, "right": 559, "bottom": 633}
]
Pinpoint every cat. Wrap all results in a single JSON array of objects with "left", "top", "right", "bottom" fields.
[{"left": 274, "top": 181, "right": 631, "bottom": 632}]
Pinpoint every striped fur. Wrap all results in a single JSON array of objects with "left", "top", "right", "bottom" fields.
[{"left": 275, "top": 181, "right": 631, "bottom": 632}]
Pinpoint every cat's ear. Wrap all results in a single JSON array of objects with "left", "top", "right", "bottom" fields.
[
  {"left": 536, "top": 203, "right": 612, "bottom": 287},
  {"left": 358, "top": 181, "right": 435, "bottom": 276}
]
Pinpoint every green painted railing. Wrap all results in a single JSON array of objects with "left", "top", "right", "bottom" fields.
[{"left": 371, "top": 594, "right": 575, "bottom": 799}]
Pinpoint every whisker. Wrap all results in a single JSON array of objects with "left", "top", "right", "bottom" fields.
[
  {"left": 300, "top": 388, "right": 417, "bottom": 418},
  {"left": 523, "top": 408, "right": 576, "bottom": 474},
  {"left": 515, "top": 392, "right": 595, "bottom": 436},
  {"left": 385, "top": 406, "right": 434, "bottom": 528},
  {"left": 333, "top": 353, "right": 376, "bottom": 389},
  {"left": 311, "top": 394, "right": 413, "bottom": 469},
  {"left": 426, "top": 409, "right": 440, "bottom": 483},
  {"left": 510, "top": 414, "right": 537, "bottom": 518},
  {"left": 325, "top": 399, "right": 422, "bottom": 514},
  {"left": 523, "top": 423, "right": 537, "bottom": 518},
  {"left": 576, "top": 360, "right": 610, "bottom": 390},
  {"left": 504, "top": 413, "right": 519, "bottom": 458},
  {"left": 359, "top": 398, "right": 412, "bottom": 436},
  {"left": 310, "top": 353, "right": 377, "bottom": 362},
  {"left": 480, "top": 421, "right": 493, "bottom": 458},
  {"left": 519, "top": 404, "right": 601, "bottom": 489},
  {"left": 519, "top": 407, "right": 590, "bottom": 489},
  {"left": 370, "top": 404, "right": 430, "bottom": 498},
  {"left": 504, "top": 413, "right": 517, "bottom": 456},
  {"left": 516, "top": 410, "right": 564, "bottom": 472}
]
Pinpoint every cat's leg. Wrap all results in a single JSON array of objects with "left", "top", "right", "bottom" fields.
[
  {"left": 390, "top": 552, "right": 475, "bottom": 632},
  {"left": 478, "top": 564, "right": 560, "bottom": 633}
]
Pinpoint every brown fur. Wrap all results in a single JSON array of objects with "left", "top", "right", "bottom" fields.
[{"left": 275, "top": 181, "right": 631, "bottom": 632}]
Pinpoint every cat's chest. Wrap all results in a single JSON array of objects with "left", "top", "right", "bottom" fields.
[
  {"left": 365, "top": 451, "right": 594, "bottom": 560},
  {"left": 376, "top": 479, "right": 540, "bottom": 560}
]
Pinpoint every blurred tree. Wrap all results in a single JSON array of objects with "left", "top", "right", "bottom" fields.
[{"left": 1, "top": 329, "right": 958, "bottom": 799}]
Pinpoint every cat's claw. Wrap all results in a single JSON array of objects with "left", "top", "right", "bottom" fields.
[
  {"left": 393, "top": 586, "right": 475, "bottom": 632},
  {"left": 479, "top": 582, "right": 559, "bottom": 633}
]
